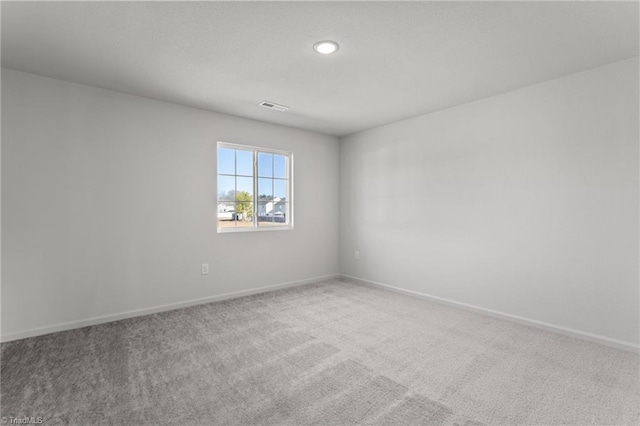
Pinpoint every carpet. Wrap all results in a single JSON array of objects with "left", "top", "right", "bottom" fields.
[{"left": 1, "top": 279, "right": 638, "bottom": 425}]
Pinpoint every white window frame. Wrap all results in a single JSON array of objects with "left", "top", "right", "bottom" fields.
[{"left": 217, "top": 141, "right": 294, "bottom": 233}]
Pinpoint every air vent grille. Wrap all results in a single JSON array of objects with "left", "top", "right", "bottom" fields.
[{"left": 259, "top": 101, "right": 289, "bottom": 112}]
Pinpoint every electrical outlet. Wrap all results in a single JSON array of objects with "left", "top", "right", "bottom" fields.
[
  {"left": 201, "top": 263, "right": 209, "bottom": 275},
  {"left": 354, "top": 251, "right": 360, "bottom": 260}
]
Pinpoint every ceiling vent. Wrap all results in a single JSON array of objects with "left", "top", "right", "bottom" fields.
[{"left": 259, "top": 101, "right": 289, "bottom": 112}]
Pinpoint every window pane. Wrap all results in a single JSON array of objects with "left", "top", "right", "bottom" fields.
[
  {"left": 258, "top": 178, "right": 273, "bottom": 199},
  {"left": 236, "top": 149, "right": 253, "bottom": 177},
  {"left": 259, "top": 202, "right": 288, "bottom": 226},
  {"left": 258, "top": 152, "right": 273, "bottom": 177},
  {"left": 257, "top": 202, "right": 266, "bottom": 217},
  {"left": 217, "top": 175, "right": 235, "bottom": 201},
  {"left": 272, "top": 202, "right": 288, "bottom": 225},
  {"left": 257, "top": 201, "right": 274, "bottom": 226},
  {"left": 235, "top": 201, "right": 253, "bottom": 226},
  {"left": 274, "top": 155, "right": 286, "bottom": 179},
  {"left": 236, "top": 176, "right": 253, "bottom": 199},
  {"left": 274, "top": 179, "right": 287, "bottom": 200},
  {"left": 218, "top": 148, "right": 235, "bottom": 175},
  {"left": 217, "top": 202, "right": 236, "bottom": 228}
]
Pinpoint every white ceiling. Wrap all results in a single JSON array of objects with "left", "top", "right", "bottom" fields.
[{"left": 2, "top": 1, "right": 638, "bottom": 136}]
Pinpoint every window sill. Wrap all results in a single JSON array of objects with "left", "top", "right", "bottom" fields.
[{"left": 217, "top": 225, "right": 294, "bottom": 233}]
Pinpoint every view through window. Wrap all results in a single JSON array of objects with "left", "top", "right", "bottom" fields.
[{"left": 217, "top": 142, "right": 292, "bottom": 231}]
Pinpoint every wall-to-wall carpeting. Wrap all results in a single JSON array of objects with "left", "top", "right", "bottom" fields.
[{"left": 2, "top": 279, "right": 638, "bottom": 425}]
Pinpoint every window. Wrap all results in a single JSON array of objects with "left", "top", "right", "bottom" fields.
[{"left": 217, "top": 142, "right": 292, "bottom": 232}]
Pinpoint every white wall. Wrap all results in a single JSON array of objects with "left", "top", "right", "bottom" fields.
[
  {"left": 1, "top": 69, "right": 340, "bottom": 340},
  {"left": 340, "top": 58, "right": 639, "bottom": 347},
  {"left": 3, "top": 58, "right": 638, "bottom": 349}
]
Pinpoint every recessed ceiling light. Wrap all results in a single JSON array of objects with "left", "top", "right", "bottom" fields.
[{"left": 313, "top": 41, "right": 339, "bottom": 55}]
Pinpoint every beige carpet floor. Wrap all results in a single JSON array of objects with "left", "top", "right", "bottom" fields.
[{"left": 1, "top": 279, "right": 638, "bottom": 425}]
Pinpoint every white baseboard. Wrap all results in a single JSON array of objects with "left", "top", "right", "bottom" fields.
[
  {"left": 1, "top": 274, "right": 339, "bottom": 343},
  {"left": 341, "top": 274, "right": 639, "bottom": 353}
]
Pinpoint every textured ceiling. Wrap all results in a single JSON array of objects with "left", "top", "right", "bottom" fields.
[{"left": 2, "top": 1, "right": 638, "bottom": 136}]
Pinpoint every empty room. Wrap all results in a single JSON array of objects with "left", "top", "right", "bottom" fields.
[{"left": 1, "top": 1, "right": 638, "bottom": 425}]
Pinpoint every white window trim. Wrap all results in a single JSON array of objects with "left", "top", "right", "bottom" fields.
[{"left": 217, "top": 141, "right": 294, "bottom": 233}]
